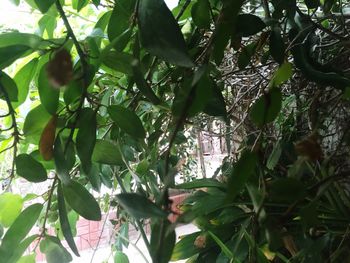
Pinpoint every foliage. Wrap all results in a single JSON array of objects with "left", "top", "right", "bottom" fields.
[{"left": 0, "top": 0, "right": 350, "bottom": 262}]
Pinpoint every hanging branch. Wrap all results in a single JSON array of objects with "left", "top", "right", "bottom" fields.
[
  {"left": 55, "top": 0, "right": 91, "bottom": 152},
  {"left": 0, "top": 78, "right": 20, "bottom": 190}
]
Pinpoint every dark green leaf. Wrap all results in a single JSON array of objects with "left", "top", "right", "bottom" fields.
[
  {"left": 34, "top": 0, "right": 55, "bottom": 13},
  {"left": 63, "top": 80, "right": 83, "bottom": 106},
  {"left": 268, "top": 178, "right": 306, "bottom": 202},
  {"left": 102, "top": 50, "right": 133, "bottom": 75},
  {"left": 0, "top": 71, "right": 18, "bottom": 102},
  {"left": 203, "top": 82, "right": 227, "bottom": 119},
  {"left": 76, "top": 108, "right": 96, "bottom": 174},
  {"left": 53, "top": 135, "right": 75, "bottom": 184},
  {"left": 108, "top": 105, "right": 146, "bottom": 139},
  {"left": 116, "top": 193, "right": 168, "bottom": 219},
  {"left": 38, "top": 63, "right": 59, "bottom": 114},
  {"left": 150, "top": 219, "right": 176, "bottom": 263},
  {"left": 227, "top": 151, "right": 258, "bottom": 201},
  {"left": 269, "top": 28, "right": 285, "bottom": 64},
  {"left": 92, "top": 139, "right": 123, "bottom": 165},
  {"left": 237, "top": 14, "right": 266, "bottom": 37},
  {"left": 138, "top": 0, "right": 194, "bottom": 67},
  {"left": 62, "top": 180, "right": 101, "bottom": 221},
  {"left": 238, "top": 43, "right": 256, "bottom": 70},
  {"left": 175, "top": 178, "right": 225, "bottom": 189},
  {"left": 82, "top": 163, "right": 101, "bottom": 192},
  {"left": 57, "top": 182, "right": 80, "bottom": 256},
  {"left": 132, "top": 61, "right": 161, "bottom": 104},
  {"left": 305, "top": 0, "right": 320, "bottom": 9},
  {"left": 0, "top": 203, "right": 43, "bottom": 254},
  {"left": 207, "top": 231, "right": 234, "bottom": 259},
  {"left": 40, "top": 236, "right": 72, "bottom": 263},
  {"left": 0, "top": 45, "right": 30, "bottom": 69},
  {"left": 13, "top": 58, "right": 38, "bottom": 108},
  {"left": 267, "top": 142, "right": 282, "bottom": 169},
  {"left": 191, "top": 0, "right": 211, "bottom": 29},
  {"left": 15, "top": 154, "right": 47, "bottom": 182},
  {"left": 250, "top": 88, "right": 282, "bottom": 126},
  {"left": 107, "top": 0, "right": 136, "bottom": 41}
]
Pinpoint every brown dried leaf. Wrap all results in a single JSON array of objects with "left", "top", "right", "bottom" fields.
[
  {"left": 194, "top": 235, "right": 207, "bottom": 248},
  {"left": 295, "top": 133, "right": 323, "bottom": 161},
  {"left": 46, "top": 49, "right": 73, "bottom": 88},
  {"left": 39, "top": 115, "right": 58, "bottom": 160}
]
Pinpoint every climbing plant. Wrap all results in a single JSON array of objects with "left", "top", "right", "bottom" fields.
[{"left": 0, "top": 0, "right": 350, "bottom": 262}]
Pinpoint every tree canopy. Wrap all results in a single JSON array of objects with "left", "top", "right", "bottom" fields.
[{"left": 1, "top": 0, "right": 350, "bottom": 262}]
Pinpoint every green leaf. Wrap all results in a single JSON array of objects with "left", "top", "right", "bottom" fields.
[
  {"left": 57, "top": 182, "right": 80, "bottom": 256},
  {"left": 92, "top": 139, "right": 123, "bottom": 165},
  {"left": 0, "top": 71, "right": 18, "bottom": 102},
  {"left": 0, "top": 45, "right": 30, "bottom": 69},
  {"left": 203, "top": 82, "right": 227, "bottom": 119},
  {"left": 207, "top": 231, "right": 234, "bottom": 259},
  {"left": 237, "top": 14, "right": 266, "bottom": 37},
  {"left": 238, "top": 43, "right": 256, "bottom": 70},
  {"left": 82, "top": 163, "right": 101, "bottom": 192},
  {"left": 62, "top": 180, "right": 101, "bottom": 221},
  {"left": 38, "top": 63, "right": 59, "bottom": 114},
  {"left": 34, "top": 0, "right": 56, "bottom": 13},
  {"left": 175, "top": 178, "right": 225, "bottom": 189},
  {"left": 63, "top": 80, "right": 83, "bottom": 106},
  {"left": 101, "top": 50, "right": 133, "bottom": 75},
  {"left": 72, "top": 0, "right": 88, "bottom": 11},
  {"left": 0, "top": 193, "right": 23, "bottom": 227},
  {"left": 13, "top": 58, "right": 38, "bottom": 108},
  {"left": 114, "top": 251, "right": 129, "bottom": 263},
  {"left": 15, "top": 154, "right": 48, "bottom": 182},
  {"left": 150, "top": 220, "right": 176, "bottom": 263},
  {"left": 191, "top": 0, "right": 211, "bottom": 29},
  {"left": 266, "top": 142, "right": 282, "bottom": 170},
  {"left": 40, "top": 236, "right": 72, "bottom": 263},
  {"left": 138, "top": 0, "right": 194, "bottom": 67},
  {"left": 23, "top": 104, "right": 51, "bottom": 144},
  {"left": 5, "top": 235, "right": 38, "bottom": 263},
  {"left": 270, "top": 62, "right": 293, "bottom": 87},
  {"left": 38, "top": 15, "right": 57, "bottom": 39},
  {"left": 116, "top": 193, "right": 168, "bottom": 219},
  {"left": 53, "top": 135, "right": 75, "bottom": 184},
  {"left": 250, "top": 88, "right": 282, "bottom": 126},
  {"left": 0, "top": 32, "right": 43, "bottom": 49},
  {"left": 17, "top": 254, "right": 36, "bottom": 263},
  {"left": 268, "top": 178, "right": 306, "bottom": 202},
  {"left": 227, "top": 151, "right": 258, "bottom": 201},
  {"left": 108, "top": 105, "right": 146, "bottom": 139},
  {"left": 107, "top": 0, "right": 136, "bottom": 41},
  {"left": 76, "top": 108, "right": 96, "bottom": 174},
  {"left": 0, "top": 203, "right": 43, "bottom": 254},
  {"left": 269, "top": 28, "right": 285, "bottom": 64},
  {"left": 171, "top": 232, "right": 201, "bottom": 261},
  {"left": 9, "top": 0, "right": 20, "bottom": 6},
  {"left": 132, "top": 61, "right": 161, "bottom": 105}
]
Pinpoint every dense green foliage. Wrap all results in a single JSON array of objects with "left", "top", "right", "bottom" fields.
[{"left": 1, "top": 0, "right": 350, "bottom": 262}]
